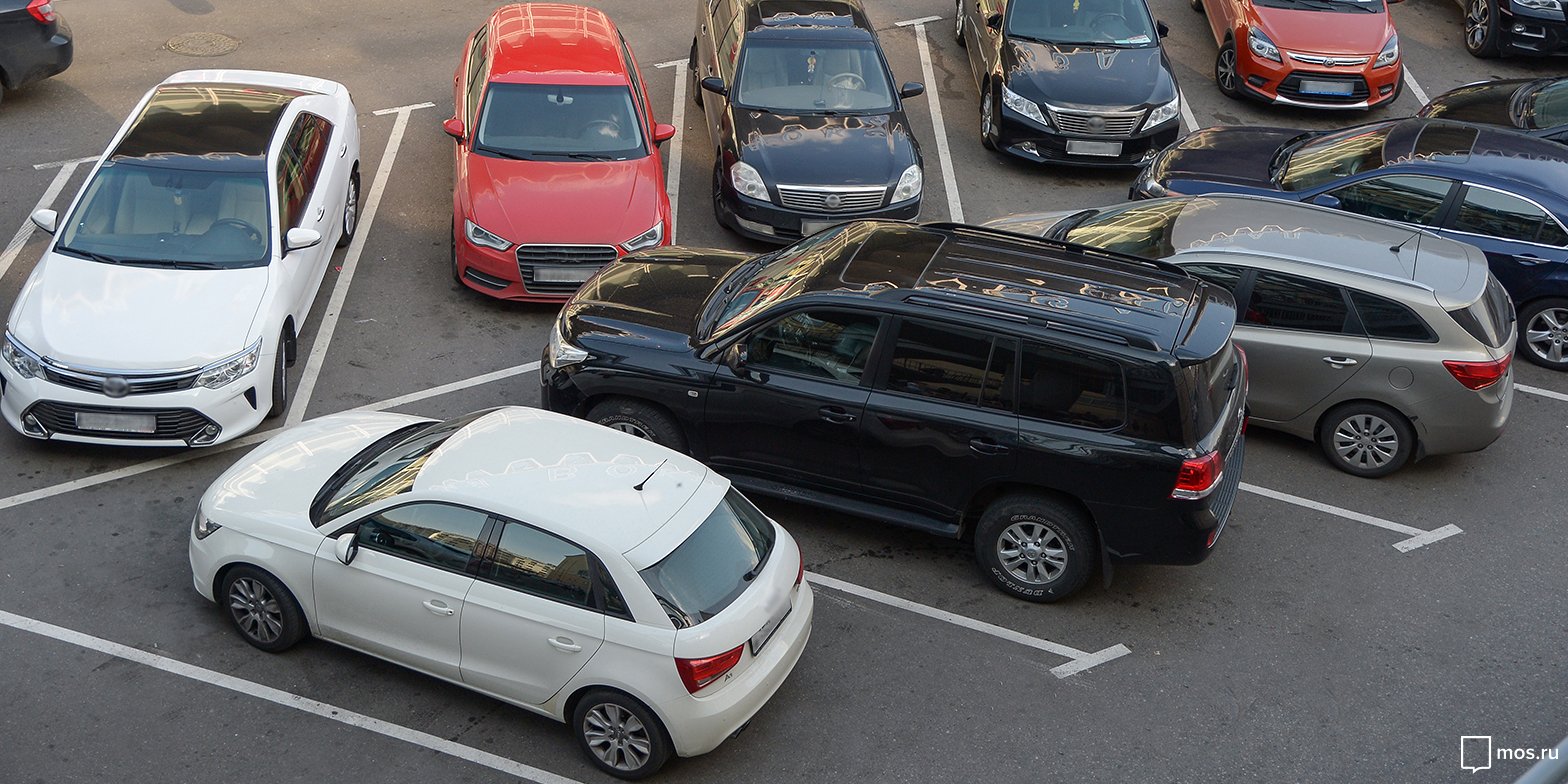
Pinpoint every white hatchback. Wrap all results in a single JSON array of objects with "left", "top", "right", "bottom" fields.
[
  {"left": 188, "top": 406, "right": 813, "bottom": 779},
  {"left": 0, "top": 69, "right": 360, "bottom": 447}
]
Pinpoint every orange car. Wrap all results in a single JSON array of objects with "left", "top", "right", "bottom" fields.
[{"left": 1193, "top": 0, "right": 1403, "bottom": 110}]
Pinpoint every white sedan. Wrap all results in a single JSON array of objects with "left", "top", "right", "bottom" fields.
[
  {"left": 188, "top": 406, "right": 813, "bottom": 779},
  {"left": 0, "top": 69, "right": 360, "bottom": 446}
]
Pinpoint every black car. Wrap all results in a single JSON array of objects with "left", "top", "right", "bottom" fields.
[
  {"left": 0, "top": 0, "right": 71, "bottom": 106},
  {"left": 542, "top": 221, "right": 1247, "bottom": 601},
  {"left": 690, "top": 0, "right": 926, "bottom": 243},
  {"left": 1459, "top": 0, "right": 1568, "bottom": 57},
  {"left": 1418, "top": 77, "right": 1568, "bottom": 144},
  {"left": 956, "top": 0, "right": 1181, "bottom": 166}
]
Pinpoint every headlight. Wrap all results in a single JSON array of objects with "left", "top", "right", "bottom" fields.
[
  {"left": 891, "top": 165, "right": 922, "bottom": 203},
  {"left": 1, "top": 332, "right": 43, "bottom": 379},
  {"left": 193, "top": 513, "right": 222, "bottom": 540},
  {"left": 1516, "top": 0, "right": 1561, "bottom": 10},
  {"left": 1374, "top": 34, "right": 1399, "bottom": 68},
  {"left": 730, "top": 161, "right": 768, "bottom": 201},
  {"left": 547, "top": 319, "right": 590, "bottom": 369},
  {"left": 1248, "top": 27, "right": 1281, "bottom": 63},
  {"left": 621, "top": 220, "right": 664, "bottom": 253},
  {"left": 1001, "top": 85, "right": 1049, "bottom": 128},
  {"left": 1142, "top": 97, "right": 1180, "bottom": 131},
  {"left": 195, "top": 339, "right": 262, "bottom": 390},
  {"left": 464, "top": 219, "right": 512, "bottom": 252}
]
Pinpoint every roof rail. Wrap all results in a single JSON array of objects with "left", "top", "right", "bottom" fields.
[
  {"left": 1170, "top": 246, "right": 1438, "bottom": 293},
  {"left": 922, "top": 221, "right": 1190, "bottom": 277},
  {"left": 902, "top": 292, "right": 1161, "bottom": 351}
]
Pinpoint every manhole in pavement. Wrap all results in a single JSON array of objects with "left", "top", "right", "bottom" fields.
[{"left": 164, "top": 32, "right": 240, "bottom": 57}]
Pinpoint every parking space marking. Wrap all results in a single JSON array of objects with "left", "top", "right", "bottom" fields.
[
  {"left": 1240, "top": 482, "right": 1463, "bottom": 552},
  {"left": 1518, "top": 384, "right": 1568, "bottom": 403},
  {"left": 654, "top": 59, "right": 689, "bottom": 242},
  {"left": 0, "top": 158, "right": 90, "bottom": 280},
  {"left": 807, "top": 572, "right": 1131, "bottom": 678},
  {"left": 287, "top": 102, "right": 436, "bottom": 426},
  {"left": 1178, "top": 88, "right": 1199, "bottom": 133},
  {"left": 31, "top": 155, "right": 97, "bottom": 170},
  {"left": 1401, "top": 68, "right": 1431, "bottom": 107},
  {"left": 895, "top": 16, "right": 964, "bottom": 223},
  {"left": 0, "top": 609, "right": 583, "bottom": 784}
]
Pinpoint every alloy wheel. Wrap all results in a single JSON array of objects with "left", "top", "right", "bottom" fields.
[
  {"left": 1525, "top": 306, "right": 1568, "bottom": 365},
  {"left": 954, "top": 0, "right": 964, "bottom": 39},
  {"left": 584, "top": 703, "right": 652, "bottom": 773},
  {"left": 981, "top": 92, "right": 994, "bottom": 141},
  {"left": 228, "top": 577, "right": 284, "bottom": 644},
  {"left": 343, "top": 180, "right": 359, "bottom": 237},
  {"left": 1217, "top": 49, "right": 1237, "bottom": 93},
  {"left": 996, "top": 521, "right": 1067, "bottom": 585},
  {"left": 1465, "top": 0, "right": 1489, "bottom": 50},
  {"left": 1332, "top": 414, "right": 1399, "bottom": 470},
  {"left": 608, "top": 421, "right": 653, "bottom": 440}
]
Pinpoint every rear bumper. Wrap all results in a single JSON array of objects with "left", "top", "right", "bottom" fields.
[
  {"left": 0, "top": 18, "right": 72, "bottom": 90},
  {"left": 1097, "top": 436, "right": 1245, "bottom": 566},
  {"left": 1409, "top": 372, "right": 1513, "bottom": 456}
]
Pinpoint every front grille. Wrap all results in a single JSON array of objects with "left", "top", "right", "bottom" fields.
[
  {"left": 42, "top": 364, "right": 198, "bottom": 396},
  {"left": 26, "top": 401, "right": 217, "bottom": 442},
  {"left": 1048, "top": 109, "right": 1143, "bottom": 138},
  {"left": 1286, "top": 52, "right": 1369, "bottom": 67},
  {"left": 1277, "top": 72, "right": 1370, "bottom": 104},
  {"left": 515, "top": 244, "right": 619, "bottom": 265},
  {"left": 775, "top": 184, "right": 887, "bottom": 213}
]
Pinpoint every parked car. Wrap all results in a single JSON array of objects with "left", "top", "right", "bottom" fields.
[
  {"left": 542, "top": 220, "right": 1247, "bottom": 601},
  {"left": 1418, "top": 77, "right": 1568, "bottom": 143},
  {"left": 445, "top": 4, "right": 675, "bottom": 301},
  {"left": 0, "top": 70, "right": 360, "bottom": 446},
  {"left": 1457, "top": 0, "right": 1568, "bottom": 57},
  {"left": 189, "top": 406, "right": 812, "bottom": 779},
  {"left": 955, "top": 0, "right": 1183, "bottom": 166},
  {"left": 1192, "top": 0, "right": 1402, "bottom": 109},
  {"left": 1131, "top": 118, "right": 1568, "bottom": 370},
  {"left": 989, "top": 195, "right": 1516, "bottom": 476},
  {"left": 691, "top": 0, "right": 925, "bottom": 243},
  {"left": 0, "top": 0, "right": 71, "bottom": 106}
]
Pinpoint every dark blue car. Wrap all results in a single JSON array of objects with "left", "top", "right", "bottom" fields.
[{"left": 1132, "top": 117, "right": 1568, "bottom": 370}]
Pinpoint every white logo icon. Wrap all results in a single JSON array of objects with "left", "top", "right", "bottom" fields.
[{"left": 1461, "top": 736, "right": 1494, "bottom": 773}]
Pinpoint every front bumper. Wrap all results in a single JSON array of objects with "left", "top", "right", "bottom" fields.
[
  {"left": 453, "top": 219, "right": 635, "bottom": 303},
  {"left": 995, "top": 110, "right": 1180, "bottom": 168},
  {"left": 716, "top": 187, "right": 919, "bottom": 245},
  {"left": 1236, "top": 53, "right": 1402, "bottom": 110},
  {"left": 1500, "top": 4, "right": 1568, "bottom": 55}
]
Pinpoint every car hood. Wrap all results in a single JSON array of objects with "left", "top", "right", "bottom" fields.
[
  {"left": 1253, "top": 7, "right": 1394, "bottom": 57},
  {"left": 1419, "top": 81, "right": 1527, "bottom": 128},
  {"left": 1003, "top": 41, "right": 1175, "bottom": 108},
  {"left": 1151, "top": 126, "right": 1305, "bottom": 191},
  {"left": 8, "top": 254, "right": 269, "bottom": 369},
  {"left": 464, "top": 153, "right": 666, "bottom": 246},
  {"left": 982, "top": 208, "right": 1084, "bottom": 239},
  {"left": 735, "top": 110, "right": 918, "bottom": 186},
  {"left": 564, "top": 248, "right": 753, "bottom": 353}
]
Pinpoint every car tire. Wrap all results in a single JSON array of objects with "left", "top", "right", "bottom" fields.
[
  {"left": 1464, "top": 0, "right": 1502, "bottom": 58},
  {"left": 711, "top": 160, "right": 731, "bottom": 232},
  {"left": 973, "top": 494, "right": 1095, "bottom": 602},
  {"left": 1519, "top": 298, "right": 1568, "bottom": 370},
  {"left": 689, "top": 39, "right": 704, "bottom": 108},
  {"left": 266, "top": 333, "right": 288, "bottom": 419},
  {"left": 588, "top": 399, "right": 687, "bottom": 452},
  {"left": 219, "top": 565, "right": 307, "bottom": 653},
  {"left": 572, "top": 690, "right": 673, "bottom": 780},
  {"left": 336, "top": 166, "right": 360, "bottom": 249},
  {"left": 450, "top": 222, "right": 464, "bottom": 286},
  {"left": 1215, "top": 40, "right": 1242, "bottom": 99},
  {"left": 1190, "top": 0, "right": 1204, "bottom": 12},
  {"left": 954, "top": 0, "right": 967, "bottom": 45},
  {"left": 980, "top": 86, "right": 998, "bottom": 151},
  {"left": 1317, "top": 402, "right": 1415, "bottom": 478}
]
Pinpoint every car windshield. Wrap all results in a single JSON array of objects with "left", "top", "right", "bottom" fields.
[
  {"left": 639, "top": 489, "right": 777, "bottom": 628},
  {"left": 1007, "top": 0, "right": 1160, "bottom": 46},
  {"left": 705, "top": 225, "right": 858, "bottom": 337},
  {"left": 56, "top": 160, "right": 271, "bottom": 267},
  {"left": 314, "top": 411, "right": 495, "bottom": 525},
  {"left": 733, "top": 38, "right": 894, "bottom": 113},
  {"left": 1524, "top": 80, "right": 1568, "bottom": 129},
  {"left": 475, "top": 83, "right": 647, "bottom": 161},
  {"left": 1064, "top": 200, "right": 1187, "bottom": 258},
  {"left": 1279, "top": 126, "right": 1391, "bottom": 192}
]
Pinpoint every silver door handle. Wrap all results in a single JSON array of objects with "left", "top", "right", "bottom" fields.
[
  {"left": 1322, "top": 356, "right": 1359, "bottom": 367},
  {"left": 422, "top": 600, "right": 455, "bottom": 616},
  {"left": 547, "top": 636, "right": 582, "bottom": 653},
  {"left": 339, "top": 142, "right": 348, "bottom": 158},
  {"left": 315, "top": 204, "right": 326, "bottom": 221}
]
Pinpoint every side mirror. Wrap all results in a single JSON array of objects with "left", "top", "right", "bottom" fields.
[
  {"left": 653, "top": 123, "right": 677, "bottom": 144},
  {"left": 1156, "top": 20, "right": 1170, "bottom": 38},
  {"left": 30, "top": 209, "right": 58, "bottom": 234},
  {"left": 985, "top": 13, "right": 1003, "bottom": 31},
  {"left": 700, "top": 76, "right": 727, "bottom": 97},
  {"left": 334, "top": 532, "right": 359, "bottom": 565},
  {"left": 1310, "top": 193, "right": 1342, "bottom": 210},
  {"left": 899, "top": 82, "right": 926, "bottom": 99},
  {"left": 442, "top": 116, "right": 466, "bottom": 141},
  {"left": 723, "top": 342, "right": 749, "bottom": 377},
  {"left": 285, "top": 227, "right": 322, "bottom": 254}
]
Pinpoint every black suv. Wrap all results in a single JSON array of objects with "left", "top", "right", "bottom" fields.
[{"left": 542, "top": 221, "right": 1247, "bottom": 601}]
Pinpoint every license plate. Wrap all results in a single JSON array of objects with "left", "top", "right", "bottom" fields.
[
  {"left": 531, "top": 266, "right": 598, "bottom": 284},
  {"left": 749, "top": 600, "right": 792, "bottom": 656},
  {"left": 1299, "top": 79, "right": 1354, "bottom": 96},
  {"left": 75, "top": 412, "right": 157, "bottom": 434},
  {"left": 800, "top": 220, "right": 841, "bottom": 236},
  {"left": 1066, "top": 140, "right": 1123, "bottom": 157}
]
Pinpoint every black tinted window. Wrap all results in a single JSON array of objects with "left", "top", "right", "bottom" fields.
[
  {"left": 1350, "top": 290, "right": 1434, "bottom": 341},
  {"left": 1180, "top": 264, "right": 1247, "bottom": 296},
  {"left": 1329, "top": 175, "right": 1452, "bottom": 226},
  {"left": 1454, "top": 187, "right": 1562, "bottom": 245},
  {"left": 1245, "top": 271, "right": 1352, "bottom": 334},
  {"left": 1019, "top": 344, "right": 1125, "bottom": 429},
  {"left": 885, "top": 321, "right": 1009, "bottom": 407},
  {"left": 484, "top": 522, "right": 593, "bottom": 607},
  {"left": 640, "top": 490, "right": 776, "bottom": 628},
  {"left": 747, "top": 310, "right": 880, "bottom": 383},
  {"left": 356, "top": 503, "right": 489, "bottom": 572}
]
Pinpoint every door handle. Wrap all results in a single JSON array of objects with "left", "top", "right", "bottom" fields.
[
  {"left": 422, "top": 600, "right": 455, "bottom": 617},
  {"left": 1322, "top": 356, "right": 1359, "bottom": 367},
  {"left": 339, "top": 142, "right": 348, "bottom": 158},
  {"left": 969, "top": 437, "right": 1010, "bottom": 455},
  {"left": 315, "top": 204, "right": 326, "bottom": 221},
  {"left": 548, "top": 636, "right": 582, "bottom": 653},
  {"left": 819, "top": 406, "right": 857, "bottom": 424},
  {"left": 1513, "top": 253, "right": 1546, "bottom": 265}
]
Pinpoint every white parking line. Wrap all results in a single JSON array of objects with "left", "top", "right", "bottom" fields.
[
  {"left": 1402, "top": 68, "right": 1431, "bottom": 106},
  {"left": 287, "top": 101, "right": 436, "bottom": 427},
  {"left": 653, "top": 59, "right": 689, "bottom": 243},
  {"left": 1178, "top": 88, "right": 1200, "bottom": 134},
  {"left": 1518, "top": 384, "right": 1568, "bottom": 403},
  {"left": 31, "top": 155, "right": 97, "bottom": 170},
  {"left": 895, "top": 17, "right": 964, "bottom": 223},
  {"left": 1240, "top": 482, "right": 1462, "bottom": 552},
  {"left": 807, "top": 572, "right": 1131, "bottom": 678},
  {"left": 0, "top": 609, "right": 583, "bottom": 784},
  {"left": 0, "top": 157, "right": 90, "bottom": 280}
]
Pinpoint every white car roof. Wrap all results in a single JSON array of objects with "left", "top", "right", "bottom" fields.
[{"left": 162, "top": 68, "right": 344, "bottom": 96}]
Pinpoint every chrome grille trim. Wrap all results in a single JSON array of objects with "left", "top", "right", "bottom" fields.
[
  {"left": 515, "top": 244, "right": 619, "bottom": 265},
  {"left": 40, "top": 360, "right": 200, "bottom": 396},
  {"left": 1046, "top": 108, "right": 1144, "bottom": 138},
  {"left": 1286, "top": 52, "right": 1370, "bottom": 66},
  {"left": 775, "top": 184, "right": 888, "bottom": 213}
]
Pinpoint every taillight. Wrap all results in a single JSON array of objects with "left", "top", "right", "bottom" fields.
[
  {"left": 675, "top": 644, "right": 744, "bottom": 694},
  {"left": 795, "top": 550, "right": 804, "bottom": 587},
  {"left": 1442, "top": 354, "right": 1510, "bottom": 391},
  {"left": 27, "top": 0, "right": 56, "bottom": 23},
  {"left": 1171, "top": 451, "right": 1223, "bottom": 500}
]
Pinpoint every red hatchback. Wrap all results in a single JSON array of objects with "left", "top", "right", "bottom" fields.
[{"left": 445, "top": 4, "right": 676, "bottom": 301}]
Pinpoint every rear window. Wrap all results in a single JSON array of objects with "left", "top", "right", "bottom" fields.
[
  {"left": 1447, "top": 275, "right": 1515, "bottom": 349},
  {"left": 640, "top": 489, "right": 777, "bottom": 629}
]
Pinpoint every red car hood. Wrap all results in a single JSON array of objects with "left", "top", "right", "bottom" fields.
[
  {"left": 464, "top": 153, "right": 666, "bottom": 246},
  {"left": 1253, "top": 6, "right": 1394, "bottom": 57}
]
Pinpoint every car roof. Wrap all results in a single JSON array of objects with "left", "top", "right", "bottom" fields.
[
  {"left": 486, "top": 3, "right": 631, "bottom": 86},
  {"left": 742, "top": 0, "right": 875, "bottom": 39},
  {"left": 110, "top": 82, "right": 300, "bottom": 163},
  {"left": 1382, "top": 118, "right": 1568, "bottom": 201}
]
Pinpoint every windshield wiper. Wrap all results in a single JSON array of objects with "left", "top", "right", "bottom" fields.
[
  {"left": 474, "top": 145, "right": 535, "bottom": 161},
  {"left": 56, "top": 246, "right": 125, "bottom": 265},
  {"left": 531, "top": 151, "right": 617, "bottom": 161},
  {"left": 118, "top": 259, "right": 226, "bottom": 270},
  {"left": 1267, "top": 132, "right": 1318, "bottom": 182}
]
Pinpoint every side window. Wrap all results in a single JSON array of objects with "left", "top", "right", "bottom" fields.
[
  {"left": 1453, "top": 186, "right": 1565, "bottom": 246},
  {"left": 465, "top": 28, "right": 489, "bottom": 127},
  {"left": 883, "top": 320, "right": 1013, "bottom": 409},
  {"left": 746, "top": 310, "right": 880, "bottom": 384},
  {"left": 355, "top": 503, "right": 489, "bottom": 572},
  {"left": 711, "top": 0, "right": 739, "bottom": 32},
  {"left": 275, "top": 113, "right": 332, "bottom": 229},
  {"left": 1349, "top": 289, "right": 1434, "bottom": 342},
  {"left": 483, "top": 521, "right": 595, "bottom": 608},
  {"left": 717, "top": 26, "right": 742, "bottom": 80},
  {"left": 620, "top": 38, "right": 649, "bottom": 125},
  {"left": 1244, "top": 270, "right": 1353, "bottom": 333},
  {"left": 1018, "top": 344, "right": 1125, "bottom": 430},
  {"left": 1179, "top": 264, "right": 1247, "bottom": 296},
  {"left": 1328, "top": 175, "right": 1454, "bottom": 226}
]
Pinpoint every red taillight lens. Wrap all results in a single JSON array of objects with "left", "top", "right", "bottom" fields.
[
  {"left": 27, "top": 0, "right": 56, "bottom": 23},
  {"left": 1171, "top": 451, "right": 1223, "bottom": 500},
  {"left": 675, "top": 644, "right": 744, "bottom": 694},
  {"left": 1442, "top": 355, "right": 1510, "bottom": 390},
  {"left": 795, "top": 550, "right": 804, "bottom": 587}
]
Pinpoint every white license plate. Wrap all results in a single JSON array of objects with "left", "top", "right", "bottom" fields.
[
  {"left": 1066, "top": 140, "right": 1123, "bottom": 157},
  {"left": 75, "top": 412, "right": 157, "bottom": 434},
  {"left": 800, "top": 220, "right": 841, "bottom": 236},
  {"left": 1299, "top": 79, "right": 1354, "bottom": 96},
  {"left": 749, "top": 599, "right": 792, "bottom": 656},
  {"left": 531, "top": 267, "right": 598, "bottom": 284}
]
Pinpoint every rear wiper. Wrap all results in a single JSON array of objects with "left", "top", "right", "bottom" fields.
[{"left": 56, "top": 246, "right": 125, "bottom": 265}]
